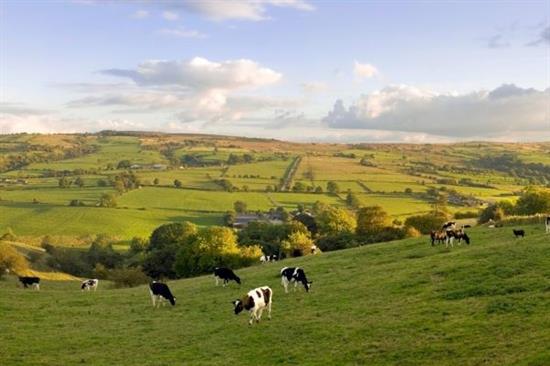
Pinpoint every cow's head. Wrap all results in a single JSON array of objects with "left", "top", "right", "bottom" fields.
[
  {"left": 234, "top": 276, "right": 241, "bottom": 285},
  {"left": 170, "top": 296, "right": 176, "bottom": 306},
  {"left": 232, "top": 300, "right": 244, "bottom": 315},
  {"left": 305, "top": 281, "right": 313, "bottom": 292}
]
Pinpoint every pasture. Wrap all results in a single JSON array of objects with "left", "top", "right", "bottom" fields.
[{"left": 1, "top": 224, "right": 548, "bottom": 365}]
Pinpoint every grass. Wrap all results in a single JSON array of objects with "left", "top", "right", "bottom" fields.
[{"left": 1, "top": 224, "right": 548, "bottom": 365}]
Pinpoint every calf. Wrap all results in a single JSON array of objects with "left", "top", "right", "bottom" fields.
[
  {"left": 232, "top": 286, "right": 273, "bottom": 325},
  {"left": 81, "top": 279, "right": 99, "bottom": 291},
  {"left": 213, "top": 267, "right": 241, "bottom": 287},
  {"left": 19, "top": 276, "right": 40, "bottom": 290},
  {"left": 513, "top": 229, "right": 525, "bottom": 238},
  {"left": 149, "top": 282, "right": 176, "bottom": 307},
  {"left": 280, "top": 267, "right": 312, "bottom": 293}
]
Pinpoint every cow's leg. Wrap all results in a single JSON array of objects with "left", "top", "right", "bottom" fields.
[
  {"left": 223, "top": 279, "right": 227, "bottom": 288},
  {"left": 249, "top": 310, "right": 256, "bottom": 325},
  {"left": 215, "top": 276, "right": 219, "bottom": 286},
  {"left": 34, "top": 283, "right": 40, "bottom": 291},
  {"left": 293, "top": 281, "right": 298, "bottom": 292},
  {"left": 257, "top": 308, "right": 264, "bottom": 322},
  {"left": 281, "top": 277, "right": 288, "bottom": 293},
  {"left": 267, "top": 301, "right": 272, "bottom": 320},
  {"left": 150, "top": 291, "right": 156, "bottom": 307}
]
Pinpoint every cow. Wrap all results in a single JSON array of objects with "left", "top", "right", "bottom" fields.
[
  {"left": 260, "top": 254, "right": 278, "bottom": 263},
  {"left": 213, "top": 267, "right": 241, "bottom": 287},
  {"left": 442, "top": 221, "right": 456, "bottom": 230},
  {"left": 280, "top": 267, "right": 312, "bottom": 293},
  {"left": 546, "top": 216, "right": 550, "bottom": 234},
  {"left": 232, "top": 286, "right": 273, "bottom": 325},
  {"left": 19, "top": 276, "right": 40, "bottom": 290},
  {"left": 81, "top": 279, "right": 99, "bottom": 291},
  {"left": 513, "top": 229, "right": 525, "bottom": 238},
  {"left": 452, "top": 230, "right": 470, "bottom": 245},
  {"left": 149, "top": 282, "right": 176, "bottom": 307},
  {"left": 430, "top": 230, "right": 446, "bottom": 246}
]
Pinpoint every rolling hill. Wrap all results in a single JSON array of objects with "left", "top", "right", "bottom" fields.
[{"left": 1, "top": 224, "right": 548, "bottom": 365}]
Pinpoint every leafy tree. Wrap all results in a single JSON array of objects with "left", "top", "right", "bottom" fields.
[
  {"left": 58, "top": 176, "right": 70, "bottom": 188},
  {"left": 281, "top": 231, "right": 315, "bottom": 257},
  {"left": 356, "top": 206, "right": 390, "bottom": 236},
  {"left": 316, "top": 206, "right": 356, "bottom": 236},
  {"left": 0, "top": 243, "right": 29, "bottom": 278},
  {"left": 292, "top": 181, "right": 307, "bottom": 192},
  {"left": 346, "top": 191, "right": 361, "bottom": 208},
  {"left": 117, "top": 160, "right": 131, "bottom": 169},
  {"left": 74, "top": 176, "right": 85, "bottom": 187},
  {"left": 515, "top": 189, "right": 550, "bottom": 215},
  {"left": 234, "top": 200, "right": 247, "bottom": 214},
  {"left": 174, "top": 179, "right": 182, "bottom": 188},
  {"left": 314, "top": 186, "right": 323, "bottom": 194},
  {"left": 223, "top": 210, "right": 236, "bottom": 226},
  {"left": 98, "top": 193, "right": 117, "bottom": 208},
  {"left": 97, "top": 179, "right": 108, "bottom": 187},
  {"left": 153, "top": 178, "right": 159, "bottom": 185},
  {"left": 404, "top": 212, "right": 448, "bottom": 234},
  {"left": 326, "top": 181, "right": 340, "bottom": 194}
]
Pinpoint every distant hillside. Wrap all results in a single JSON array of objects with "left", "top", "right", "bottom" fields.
[
  {"left": 0, "top": 132, "right": 549, "bottom": 241},
  {"left": 1, "top": 224, "right": 548, "bottom": 365}
]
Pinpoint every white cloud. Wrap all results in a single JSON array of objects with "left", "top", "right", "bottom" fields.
[
  {"left": 162, "top": 11, "right": 179, "bottom": 21},
  {"left": 101, "top": 57, "right": 282, "bottom": 90},
  {"left": 157, "top": 27, "right": 207, "bottom": 39},
  {"left": 323, "top": 84, "right": 550, "bottom": 138},
  {"left": 174, "top": 0, "right": 314, "bottom": 21},
  {"left": 353, "top": 61, "right": 379, "bottom": 79},
  {"left": 131, "top": 10, "right": 149, "bottom": 19}
]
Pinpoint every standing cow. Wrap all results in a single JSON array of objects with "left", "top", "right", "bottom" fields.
[
  {"left": 149, "top": 282, "right": 176, "bottom": 307},
  {"left": 18, "top": 276, "right": 40, "bottom": 290},
  {"left": 280, "top": 267, "right": 312, "bottom": 293},
  {"left": 232, "top": 286, "right": 273, "bottom": 325},
  {"left": 213, "top": 267, "right": 241, "bottom": 287},
  {"left": 81, "top": 279, "right": 99, "bottom": 291}
]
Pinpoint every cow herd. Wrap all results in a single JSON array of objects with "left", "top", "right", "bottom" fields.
[{"left": 430, "top": 222, "right": 471, "bottom": 248}]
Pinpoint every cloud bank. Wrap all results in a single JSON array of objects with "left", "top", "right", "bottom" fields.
[{"left": 323, "top": 84, "right": 550, "bottom": 138}]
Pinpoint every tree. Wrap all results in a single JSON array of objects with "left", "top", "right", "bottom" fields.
[
  {"left": 316, "top": 206, "right": 356, "bottom": 236},
  {"left": 174, "top": 179, "right": 182, "bottom": 188},
  {"left": 515, "top": 189, "right": 550, "bottom": 215},
  {"left": 356, "top": 206, "right": 390, "bottom": 236},
  {"left": 314, "top": 186, "right": 323, "bottom": 194},
  {"left": 281, "top": 231, "right": 315, "bottom": 257},
  {"left": 292, "top": 182, "right": 307, "bottom": 192},
  {"left": 346, "top": 191, "right": 361, "bottom": 208},
  {"left": 234, "top": 200, "right": 247, "bottom": 214},
  {"left": 404, "top": 212, "right": 448, "bottom": 234},
  {"left": 153, "top": 178, "right": 159, "bottom": 185},
  {"left": 58, "top": 176, "right": 70, "bottom": 188},
  {"left": 0, "top": 243, "right": 29, "bottom": 278},
  {"left": 326, "top": 181, "right": 340, "bottom": 194},
  {"left": 98, "top": 193, "right": 117, "bottom": 208},
  {"left": 117, "top": 160, "right": 131, "bottom": 169},
  {"left": 223, "top": 210, "right": 236, "bottom": 226},
  {"left": 74, "top": 177, "right": 84, "bottom": 188}
]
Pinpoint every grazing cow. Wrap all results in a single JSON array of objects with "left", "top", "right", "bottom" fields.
[
  {"left": 280, "top": 267, "right": 312, "bottom": 293},
  {"left": 213, "top": 267, "right": 241, "bottom": 287},
  {"left": 232, "top": 286, "right": 273, "bottom": 325},
  {"left": 452, "top": 230, "right": 470, "bottom": 245},
  {"left": 430, "top": 230, "right": 446, "bottom": 246},
  {"left": 81, "top": 279, "right": 99, "bottom": 291},
  {"left": 19, "top": 276, "right": 40, "bottom": 290},
  {"left": 149, "top": 282, "right": 176, "bottom": 307},
  {"left": 546, "top": 216, "right": 550, "bottom": 234},
  {"left": 513, "top": 229, "right": 525, "bottom": 238},
  {"left": 260, "top": 254, "right": 278, "bottom": 263}
]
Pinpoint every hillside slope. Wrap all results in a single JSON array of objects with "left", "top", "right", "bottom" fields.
[{"left": 0, "top": 225, "right": 549, "bottom": 366}]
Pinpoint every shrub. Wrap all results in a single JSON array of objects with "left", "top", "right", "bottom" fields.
[
  {"left": 69, "top": 199, "right": 86, "bottom": 207},
  {"left": 316, "top": 232, "right": 359, "bottom": 252},
  {"left": 233, "top": 201, "right": 247, "bottom": 214},
  {"left": 109, "top": 267, "right": 150, "bottom": 288},
  {"left": 0, "top": 243, "right": 29, "bottom": 278},
  {"left": 454, "top": 210, "right": 479, "bottom": 219},
  {"left": 281, "top": 231, "right": 315, "bottom": 257},
  {"left": 405, "top": 212, "right": 448, "bottom": 234},
  {"left": 98, "top": 193, "right": 117, "bottom": 208},
  {"left": 356, "top": 206, "right": 390, "bottom": 236}
]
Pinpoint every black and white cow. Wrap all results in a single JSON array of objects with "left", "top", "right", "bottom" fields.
[
  {"left": 545, "top": 216, "right": 550, "bottom": 234},
  {"left": 149, "top": 281, "right": 176, "bottom": 307},
  {"left": 260, "top": 254, "right": 278, "bottom": 263},
  {"left": 19, "top": 276, "right": 40, "bottom": 290},
  {"left": 81, "top": 279, "right": 99, "bottom": 291},
  {"left": 442, "top": 221, "right": 456, "bottom": 230},
  {"left": 213, "top": 267, "right": 241, "bottom": 287},
  {"left": 513, "top": 229, "right": 525, "bottom": 238},
  {"left": 232, "top": 286, "right": 273, "bottom": 325},
  {"left": 280, "top": 267, "right": 312, "bottom": 293}
]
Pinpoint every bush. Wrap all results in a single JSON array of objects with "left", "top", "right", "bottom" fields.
[
  {"left": 69, "top": 199, "right": 86, "bottom": 207},
  {"left": 454, "top": 210, "right": 479, "bottom": 219},
  {"left": 515, "top": 189, "right": 550, "bottom": 215},
  {"left": 316, "top": 232, "right": 359, "bottom": 252},
  {"left": 405, "top": 212, "right": 448, "bottom": 234},
  {"left": 98, "top": 193, "right": 117, "bottom": 208},
  {"left": 0, "top": 243, "right": 29, "bottom": 278},
  {"left": 109, "top": 267, "right": 150, "bottom": 288}
]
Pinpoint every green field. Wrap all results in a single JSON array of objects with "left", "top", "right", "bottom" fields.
[
  {"left": 1, "top": 224, "right": 548, "bottom": 365},
  {"left": 1, "top": 133, "right": 548, "bottom": 241}
]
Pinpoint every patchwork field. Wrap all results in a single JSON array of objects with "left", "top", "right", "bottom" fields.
[
  {"left": 1, "top": 133, "right": 548, "bottom": 242},
  {"left": 1, "top": 224, "right": 548, "bottom": 365}
]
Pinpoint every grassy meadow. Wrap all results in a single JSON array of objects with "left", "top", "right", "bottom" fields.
[{"left": 1, "top": 224, "right": 549, "bottom": 365}]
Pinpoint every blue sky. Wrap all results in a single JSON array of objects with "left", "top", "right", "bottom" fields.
[{"left": 1, "top": 0, "right": 549, "bottom": 141}]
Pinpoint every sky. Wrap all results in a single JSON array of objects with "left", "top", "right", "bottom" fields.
[{"left": 0, "top": 0, "right": 549, "bottom": 142}]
